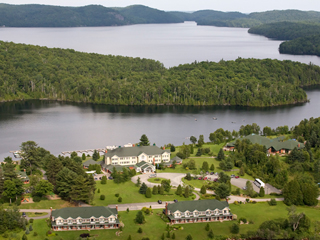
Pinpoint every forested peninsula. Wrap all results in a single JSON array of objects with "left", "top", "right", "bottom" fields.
[
  {"left": 1, "top": 41, "right": 320, "bottom": 107},
  {"left": 248, "top": 22, "right": 320, "bottom": 56}
]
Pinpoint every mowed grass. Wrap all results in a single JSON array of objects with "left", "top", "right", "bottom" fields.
[
  {"left": 147, "top": 177, "right": 167, "bottom": 184},
  {"left": 92, "top": 180, "right": 194, "bottom": 206},
  {"left": 26, "top": 212, "right": 48, "bottom": 217},
  {"left": 19, "top": 199, "right": 75, "bottom": 209},
  {"left": 6, "top": 202, "right": 320, "bottom": 240}
]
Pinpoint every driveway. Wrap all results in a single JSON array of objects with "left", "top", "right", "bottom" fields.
[{"left": 230, "top": 178, "right": 281, "bottom": 194}]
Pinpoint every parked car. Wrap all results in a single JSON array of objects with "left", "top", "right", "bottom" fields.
[
  {"left": 174, "top": 199, "right": 178, "bottom": 203},
  {"left": 235, "top": 176, "right": 240, "bottom": 178},
  {"left": 158, "top": 200, "right": 162, "bottom": 204},
  {"left": 214, "top": 178, "right": 218, "bottom": 182},
  {"left": 208, "top": 177, "right": 211, "bottom": 180},
  {"left": 193, "top": 176, "right": 198, "bottom": 180},
  {"left": 210, "top": 172, "right": 214, "bottom": 175},
  {"left": 22, "top": 212, "right": 26, "bottom": 218},
  {"left": 242, "top": 186, "right": 247, "bottom": 190},
  {"left": 206, "top": 171, "right": 209, "bottom": 175},
  {"left": 231, "top": 174, "right": 235, "bottom": 178},
  {"left": 198, "top": 177, "right": 202, "bottom": 180},
  {"left": 203, "top": 177, "right": 208, "bottom": 180},
  {"left": 108, "top": 176, "right": 113, "bottom": 180}
]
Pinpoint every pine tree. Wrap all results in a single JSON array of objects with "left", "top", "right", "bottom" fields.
[
  {"left": 136, "top": 177, "right": 141, "bottom": 187},
  {"left": 127, "top": 235, "right": 132, "bottom": 240},
  {"left": 152, "top": 186, "right": 158, "bottom": 195},
  {"left": 69, "top": 175, "right": 90, "bottom": 204},
  {"left": 160, "top": 185, "right": 164, "bottom": 195},
  {"left": 157, "top": 185, "right": 161, "bottom": 194},
  {"left": 137, "top": 227, "right": 143, "bottom": 233},
  {"left": 210, "top": 164, "right": 215, "bottom": 171},
  {"left": 135, "top": 211, "right": 145, "bottom": 224},
  {"left": 201, "top": 185, "right": 206, "bottom": 194},
  {"left": 230, "top": 223, "right": 239, "bottom": 234},
  {"left": 145, "top": 188, "right": 152, "bottom": 198},
  {"left": 22, "top": 234, "right": 28, "bottom": 240},
  {"left": 202, "top": 161, "right": 209, "bottom": 172},
  {"left": 175, "top": 185, "right": 182, "bottom": 195},
  {"left": 167, "top": 231, "right": 170, "bottom": 238},
  {"left": 139, "top": 183, "right": 148, "bottom": 194},
  {"left": 82, "top": 153, "right": 86, "bottom": 160},
  {"left": 172, "top": 232, "right": 176, "bottom": 239},
  {"left": 186, "top": 234, "right": 193, "bottom": 240},
  {"left": 205, "top": 223, "right": 210, "bottom": 231},
  {"left": 208, "top": 229, "right": 214, "bottom": 239},
  {"left": 92, "top": 150, "right": 100, "bottom": 161},
  {"left": 139, "top": 134, "right": 150, "bottom": 146},
  {"left": 217, "top": 148, "right": 225, "bottom": 161},
  {"left": 184, "top": 186, "right": 190, "bottom": 198},
  {"left": 259, "top": 186, "right": 265, "bottom": 197},
  {"left": 161, "top": 233, "right": 165, "bottom": 240}
]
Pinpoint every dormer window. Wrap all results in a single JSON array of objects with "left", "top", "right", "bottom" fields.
[{"left": 206, "top": 211, "right": 210, "bottom": 216}]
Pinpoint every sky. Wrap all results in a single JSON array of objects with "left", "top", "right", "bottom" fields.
[{"left": 1, "top": 0, "right": 320, "bottom": 12}]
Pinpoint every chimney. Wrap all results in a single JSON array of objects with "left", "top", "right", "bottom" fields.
[
  {"left": 163, "top": 147, "right": 165, "bottom": 150},
  {"left": 116, "top": 205, "right": 118, "bottom": 211},
  {"left": 105, "top": 150, "right": 108, "bottom": 153},
  {"left": 24, "top": 169, "right": 26, "bottom": 172},
  {"left": 165, "top": 202, "right": 168, "bottom": 215},
  {"left": 133, "top": 144, "right": 135, "bottom": 147},
  {"left": 298, "top": 144, "right": 300, "bottom": 148}
]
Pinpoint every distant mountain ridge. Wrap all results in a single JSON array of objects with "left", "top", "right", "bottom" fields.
[{"left": 1, "top": 3, "right": 320, "bottom": 28}]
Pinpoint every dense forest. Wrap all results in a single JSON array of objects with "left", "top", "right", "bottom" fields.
[
  {"left": 1, "top": 41, "right": 320, "bottom": 106},
  {"left": 279, "top": 35, "right": 320, "bottom": 56},
  {"left": 0, "top": 4, "right": 182, "bottom": 27},
  {"left": 1, "top": 4, "right": 320, "bottom": 28},
  {"left": 248, "top": 22, "right": 320, "bottom": 40}
]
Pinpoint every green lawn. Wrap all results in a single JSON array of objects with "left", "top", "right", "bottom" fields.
[
  {"left": 93, "top": 180, "right": 194, "bottom": 206},
  {"left": 18, "top": 199, "right": 75, "bottom": 209},
  {"left": 182, "top": 178, "right": 212, "bottom": 189},
  {"left": 26, "top": 212, "right": 47, "bottom": 217},
  {"left": 5, "top": 202, "right": 320, "bottom": 240}
]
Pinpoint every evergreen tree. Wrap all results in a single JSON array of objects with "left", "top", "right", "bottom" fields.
[
  {"left": 230, "top": 223, "right": 239, "bottom": 234},
  {"left": 44, "top": 155, "right": 63, "bottom": 188},
  {"left": 202, "top": 161, "right": 209, "bottom": 172},
  {"left": 161, "top": 233, "right": 165, "bottom": 240},
  {"left": 217, "top": 148, "right": 225, "bottom": 161},
  {"left": 139, "top": 134, "right": 150, "bottom": 146},
  {"left": 175, "top": 185, "right": 182, "bottom": 195},
  {"left": 160, "top": 185, "right": 164, "bottom": 195},
  {"left": 198, "top": 135, "right": 204, "bottom": 147},
  {"left": 82, "top": 153, "right": 86, "bottom": 160},
  {"left": 186, "top": 234, "right": 193, "bottom": 240},
  {"left": 190, "top": 136, "right": 197, "bottom": 145},
  {"left": 22, "top": 234, "right": 28, "bottom": 240},
  {"left": 301, "top": 183, "right": 318, "bottom": 206},
  {"left": 166, "top": 231, "right": 170, "bottom": 238},
  {"left": 259, "top": 186, "right": 265, "bottom": 197},
  {"left": 34, "top": 180, "right": 54, "bottom": 197},
  {"left": 170, "top": 145, "right": 176, "bottom": 152},
  {"left": 135, "top": 211, "right": 145, "bottom": 224},
  {"left": 20, "top": 141, "right": 40, "bottom": 175},
  {"left": 184, "top": 186, "right": 190, "bottom": 198},
  {"left": 136, "top": 177, "right": 141, "bottom": 187},
  {"left": 127, "top": 235, "right": 132, "bottom": 240},
  {"left": 2, "top": 180, "right": 17, "bottom": 204},
  {"left": 152, "top": 186, "right": 158, "bottom": 195},
  {"left": 283, "top": 179, "right": 303, "bottom": 205},
  {"left": 157, "top": 185, "right": 161, "bottom": 194},
  {"left": 201, "top": 185, "right": 206, "bottom": 194},
  {"left": 92, "top": 150, "right": 100, "bottom": 161},
  {"left": 145, "top": 188, "right": 152, "bottom": 198},
  {"left": 190, "top": 144, "right": 194, "bottom": 154},
  {"left": 137, "top": 227, "right": 143, "bottom": 233},
  {"left": 195, "top": 148, "right": 202, "bottom": 156},
  {"left": 208, "top": 229, "right": 214, "bottom": 239},
  {"left": 139, "top": 183, "right": 148, "bottom": 194},
  {"left": 205, "top": 223, "right": 210, "bottom": 231},
  {"left": 69, "top": 175, "right": 90, "bottom": 204},
  {"left": 210, "top": 164, "right": 215, "bottom": 171},
  {"left": 101, "top": 176, "right": 107, "bottom": 184},
  {"left": 172, "top": 232, "right": 176, "bottom": 239},
  {"left": 215, "top": 183, "right": 230, "bottom": 199}
]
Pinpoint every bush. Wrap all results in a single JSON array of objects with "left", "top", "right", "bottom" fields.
[
  {"left": 137, "top": 227, "right": 143, "bottom": 233},
  {"left": 80, "top": 233, "right": 90, "bottom": 238},
  {"left": 118, "top": 197, "right": 122, "bottom": 202},
  {"left": 25, "top": 229, "right": 30, "bottom": 235},
  {"left": 233, "top": 201, "right": 239, "bottom": 205},
  {"left": 32, "top": 196, "right": 41, "bottom": 202},
  {"left": 215, "top": 195, "right": 221, "bottom": 201},
  {"left": 97, "top": 189, "right": 100, "bottom": 193},
  {"left": 119, "top": 226, "right": 123, "bottom": 231},
  {"left": 239, "top": 217, "right": 247, "bottom": 224},
  {"left": 29, "top": 219, "right": 34, "bottom": 224},
  {"left": 115, "top": 193, "right": 120, "bottom": 197},
  {"left": 269, "top": 198, "right": 277, "bottom": 206},
  {"left": 2, "top": 233, "right": 8, "bottom": 238},
  {"left": 29, "top": 225, "right": 33, "bottom": 231},
  {"left": 101, "top": 176, "right": 107, "bottom": 184},
  {"left": 100, "top": 195, "right": 105, "bottom": 200},
  {"left": 230, "top": 223, "right": 240, "bottom": 234},
  {"left": 33, "top": 232, "right": 38, "bottom": 236}
]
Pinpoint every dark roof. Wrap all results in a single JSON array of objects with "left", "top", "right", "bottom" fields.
[
  {"left": 105, "top": 146, "right": 170, "bottom": 158},
  {"left": 52, "top": 206, "right": 117, "bottom": 219},
  {"left": 167, "top": 199, "right": 229, "bottom": 213},
  {"left": 104, "top": 164, "right": 130, "bottom": 172},
  {"left": 226, "top": 134, "right": 304, "bottom": 151},
  {"left": 171, "top": 156, "right": 182, "bottom": 162},
  {"left": 83, "top": 159, "right": 99, "bottom": 167},
  {"left": 135, "top": 161, "right": 154, "bottom": 169}
]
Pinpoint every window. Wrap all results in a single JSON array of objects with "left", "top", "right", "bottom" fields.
[{"left": 224, "top": 210, "right": 228, "bottom": 214}]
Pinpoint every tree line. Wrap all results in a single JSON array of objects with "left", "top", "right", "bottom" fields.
[{"left": 1, "top": 41, "right": 320, "bottom": 107}]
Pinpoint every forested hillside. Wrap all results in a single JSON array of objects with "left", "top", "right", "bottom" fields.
[
  {"left": 248, "top": 22, "right": 320, "bottom": 40},
  {"left": 1, "top": 41, "right": 320, "bottom": 106},
  {"left": 0, "top": 4, "right": 182, "bottom": 27},
  {"left": 195, "top": 10, "right": 320, "bottom": 28},
  {"left": 279, "top": 35, "right": 320, "bottom": 56}
]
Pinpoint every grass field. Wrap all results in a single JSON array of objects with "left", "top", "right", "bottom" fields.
[
  {"left": 19, "top": 199, "right": 75, "bottom": 209},
  {"left": 26, "top": 212, "right": 47, "bottom": 217},
  {"left": 4, "top": 201, "right": 320, "bottom": 240},
  {"left": 147, "top": 177, "right": 167, "bottom": 184},
  {"left": 92, "top": 180, "right": 194, "bottom": 206}
]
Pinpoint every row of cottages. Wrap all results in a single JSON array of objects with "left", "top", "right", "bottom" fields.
[
  {"left": 165, "top": 199, "right": 233, "bottom": 224},
  {"left": 51, "top": 206, "right": 119, "bottom": 231},
  {"left": 223, "top": 134, "right": 304, "bottom": 154}
]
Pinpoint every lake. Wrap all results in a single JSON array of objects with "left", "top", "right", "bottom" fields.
[
  {"left": 0, "top": 21, "right": 319, "bottom": 68},
  {"left": 0, "top": 22, "right": 320, "bottom": 160}
]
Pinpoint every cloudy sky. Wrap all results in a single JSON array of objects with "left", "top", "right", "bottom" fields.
[{"left": 2, "top": 0, "right": 319, "bottom": 12}]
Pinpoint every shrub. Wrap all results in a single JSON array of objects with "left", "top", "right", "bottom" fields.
[
  {"left": 100, "top": 195, "right": 105, "bottom": 200},
  {"left": 269, "top": 198, "right": 277, "bottom": 206},
  {"left": 233, "top": 201, "right": 238, "bottom": 205},
  {"left": 32, "top": 196, "right": 41, "bottom": 202},
  {"left": 208, "top": 229, "right": 214, "bottom": 239},
  {"left": 29, "top": 219, "right": 34, "bottom": 224},
  {"left": 249, "top": 220, "right": 254, "bottom": 224},
  {"left": 2, "top": 233, "right": 8, "bottom": 238},
  {"left": 239, "top": 217, "right": 247, "bottom": 224},
  {"left": 33, "top": 232, "right": 38, "bottom": 236},
  {"left": 22, "top": 234, "right": 27, "bottom": 240},
  {"left": 230, "top": 223, "right": 240, "bottom": 234},
  {"left": 120, "top": 226, "right": 123, "bottom": 231},
  {"left": 80, "top": 233, "right": 90, "bottom": 238},
  {"left": 101, "top": 176, "right": 107, "bottom": 184},
  {"left": 245, "top": 198, "right": 250, "bottom": 203},
  {"left": 126, "top": 208, "right": 129, "bottom": 213},
  {"left": 205, "top": 223, "right": 210, "bottom": 231},
  {"left": 97, "top": 189, "right": 100, "bottom": 193},
  {"left": 137, "top": 227, "right": 143, "bottom": 233},
  {"left": 29, "top": 225, "right": 33, "bottom": 231},
  {"left": 115, "top": 193, "right": 120, "bottom": 197},
  {"left": 25, "top": 229, "right": 30, "bottom": 235},
  {"left": 118, "top": 197, "right": 122, "bottom": 202},
  {"left": 252, "top": 201, "right": 257, "bottom": 204},
  {"left": 172, "top": 232, "right": 176, "bottom": 239}
]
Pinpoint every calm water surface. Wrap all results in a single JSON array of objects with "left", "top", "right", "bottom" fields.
[
  {"left": 0, "top": 22, "right": 320, "bottom": 160},
  {"left": 0, "top": 22, "right": 319, "bottom": 67}
]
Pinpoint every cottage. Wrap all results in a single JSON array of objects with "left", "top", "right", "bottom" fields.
[
  {"left": 165, "top": 199, "right": 233, "bottom": 224},
  {"left": 224, "top": 134, "right": 304, "bottom": 154},
  {"left": 51, "top": 206, "right": 119, "bottom": 231}
]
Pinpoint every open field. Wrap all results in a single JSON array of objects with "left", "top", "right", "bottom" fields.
[
  {"left": 3, "top": 201, "right": 320, "bottom": 240},
  {"left": 92, "top": 180, "right": 194, "bottom": 206}
]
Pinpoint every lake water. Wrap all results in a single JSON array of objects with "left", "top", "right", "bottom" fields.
[
  {"left": 0, "top": 22, "right": 320, "bottom": 160},
  {"left": 0, "top": 21, "right": 320, "bottom": 68}
]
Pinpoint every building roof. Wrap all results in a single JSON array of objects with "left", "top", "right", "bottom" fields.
[
  {"left": 226, "top": 134, "right": 304, "bottom": 151},
  {"left": 83, "top": 159, "right": 100, "bottom": 167},
  {"left": 52, "top": 206, "right": 117, "bottom": 219},
  {"left": 105, "top": 146, "right": 170, "bottom": 158},
  {"left": 135, "top": 161, "right": 154, "bottom": 169},
  {"left": 167, "top": 199, "right": 229, "bottom": 213}
]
